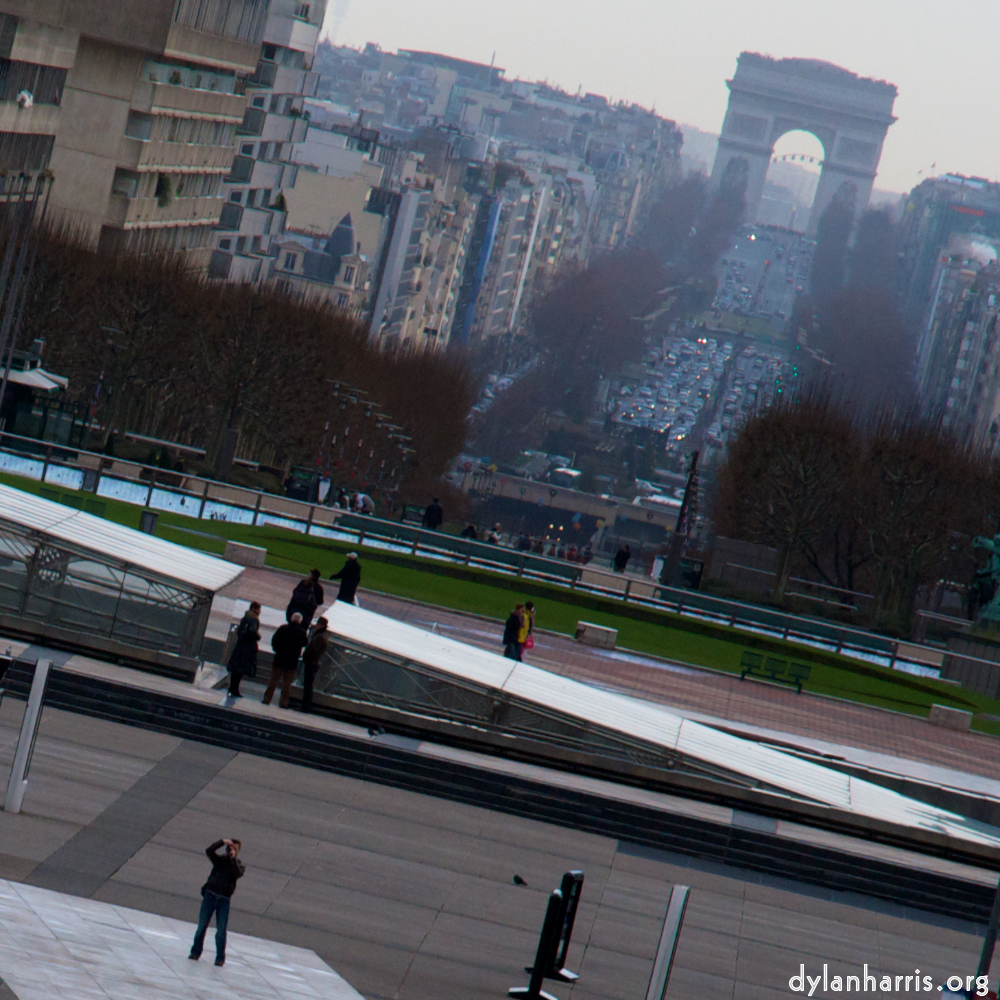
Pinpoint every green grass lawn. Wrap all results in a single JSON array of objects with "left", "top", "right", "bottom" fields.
[{"left": 10, "top": 471, "right": 1000, "bottom": 733}]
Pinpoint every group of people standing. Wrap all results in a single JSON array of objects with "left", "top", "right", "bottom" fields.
[
  {"left": 502, "top": 601, "right": 536, "bottom": 661},
  {"left": 224, "top": 552, "right": 363, "bottom": 711}
]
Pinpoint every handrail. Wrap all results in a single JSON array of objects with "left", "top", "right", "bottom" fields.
[{"left": 0, "top": 430, "right": 980, "bottom": 676}]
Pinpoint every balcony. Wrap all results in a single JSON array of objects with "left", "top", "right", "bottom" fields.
[
  {"left": 131, "top": 80, "right": 247, "bottom": 122},
  {"left": 106, "top": 193, "right": 226, "bottom": 230},
  {"left": 0, "top": 102, "right": 59, "bottom": 136},
  {"left": 237, "top": 108, "right": 307, "bottom": 143},
  {"left": 217, "top": 203, "right": 273, "bottom": 236},
  {"left": 118, "top": 135, "right": 239, "bottom": 174},
  {"left": 246, "top": 61, "right": 277, "bottom": 88},
  {"left": 262, "top": 15, "right": 320, "bottom": 53},
  {"left": 227, "top": 155, "right": 254, "bottom": 183}
]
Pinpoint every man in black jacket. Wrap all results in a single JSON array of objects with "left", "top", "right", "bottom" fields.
[
  {"left": 286, "top": 568, "right": 324, "bottom": 628},
  {"left": 502, "top": 604, "right": 525, "bottom": 660},
  {"left": 262, "top": 613, "right": 308, "bottom": 708},
  {"left": 331, "top": 552, "right": 361, "bottom": 604},
  {"left": 301, "top": 616, "right": 329, "bottom": 713},
  {"left": 189, "top": 838, "right": 244, "bottom": 966},
  {"left": 422, "top": 497, "right": 443, "bottom": 530}
]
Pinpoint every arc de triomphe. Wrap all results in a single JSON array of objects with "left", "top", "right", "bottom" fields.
[{"left": 710, "top": 53, "right": 897, "bottom": 233}]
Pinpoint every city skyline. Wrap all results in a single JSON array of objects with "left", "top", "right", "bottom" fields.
[{"left": 322, "top": 0, "right": 1000, "bottom": 196}]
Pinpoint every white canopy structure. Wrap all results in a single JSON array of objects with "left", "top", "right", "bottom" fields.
[
  {"left": 0, "top": 484, "right": 242, "bottom": 657},
  {"left": 322, "top": 602, "right": 1000, "bottom": 852}
]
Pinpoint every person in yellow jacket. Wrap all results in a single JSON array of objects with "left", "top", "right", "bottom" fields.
[{"left": 516, "top": 601, "right": 535, "bottom": 660}]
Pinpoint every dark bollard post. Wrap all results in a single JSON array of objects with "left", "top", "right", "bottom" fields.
[
  {"left": 509, "top": 890, "right": 563, "bottom": 1000},
  {"left": 534, "top": 870, "right": 584, "bottom": 983}
]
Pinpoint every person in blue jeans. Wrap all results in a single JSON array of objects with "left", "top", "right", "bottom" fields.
[{"left": 189, "top": 838, "right": 244, "bottom": 967}]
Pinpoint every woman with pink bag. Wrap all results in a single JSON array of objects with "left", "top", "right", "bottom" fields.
[{"left": 520, "top": 601, "right": 536, "bottom": 657}]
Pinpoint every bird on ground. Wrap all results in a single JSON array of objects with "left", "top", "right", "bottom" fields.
[{"left": 512, "top": 875, "right": 527, "bottom": 887}]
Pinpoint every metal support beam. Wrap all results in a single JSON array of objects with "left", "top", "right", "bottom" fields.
[
  {"left": 646, "top": 884, "right": 690, "bottom": 1000},
  {"left": 4, "top": 658, "right": 51, "bottom": 814}
]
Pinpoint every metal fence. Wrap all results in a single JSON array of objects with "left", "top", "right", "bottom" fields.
[{"left": 0, "top": 430, "right": 985, "bottom": 677}]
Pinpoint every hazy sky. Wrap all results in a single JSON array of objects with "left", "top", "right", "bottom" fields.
[{"left": 322, "top": 0, "right": 1000, "bottom": 195}]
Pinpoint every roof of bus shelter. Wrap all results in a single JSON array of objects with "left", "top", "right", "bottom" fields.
[
  {"left": 0, "top": 484, "right": 243, "bottom": 593},
  {"left": 325, "top": 601, "right": 1000, "bottom": 853}
]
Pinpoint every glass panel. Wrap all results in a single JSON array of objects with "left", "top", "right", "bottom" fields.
[
  {"left": 22, "top": 547, "right": 122, "bottom": 635},
  {"left": 110, "top": 572, "right": 196, "bottom": 654},
  {"left": 0, "top": 525, "right": 33, "bottom": 611}
]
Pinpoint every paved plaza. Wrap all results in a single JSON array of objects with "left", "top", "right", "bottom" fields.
[
  {"left": 0, "top": 878, "right": 362, "bottom": 999},
  {"left": 2, "top": 699, "right": 999, "bottom": 999}
]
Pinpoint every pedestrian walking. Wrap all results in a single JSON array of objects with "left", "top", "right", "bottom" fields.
[
  {"left": 523, "top": 601, "right": 536, "bottom": 653},
  {"left": 262, "top": 613, "right": 308, "bottom": 708},
  {"left": 226, "top": 602, "right": 261, "bottom": 698},
  {"left": 613, "top": 544, "right": 632, "bottom": 573},
  {"left": 189, "top": 838, "right": 244, "bottom": 967},
  {"left": 331, "top": 552, "right": 361, "bottom": 605},
  {"left": 422, "top": 496, "right": 443, "bottom": 530},
  {"left": 301, "top": 616, "right": 329, "bottom": 714},
  {"left": 517, "top": 601, "right": 531, "bottom": 657},
  {"left": 460, "top": 522, "right": 478, "bottom": 540},
  {"left": 502, "top": 603, "right": 525, "bottom": 660},
  {"left": 286, "top": 569, "right": 324, "bottom": 628}
]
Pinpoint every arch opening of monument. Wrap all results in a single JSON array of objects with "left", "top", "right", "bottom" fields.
[
  {"left": 758, "top": 130, "right": 824, "bottom": 231},
  {"left": 710, "top": 53, "right": 897, "bottom": 235}
]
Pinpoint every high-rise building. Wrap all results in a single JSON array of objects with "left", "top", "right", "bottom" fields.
[
  {"left": 210, "top": 0, "right": 327, "bottom": 282},
  {"left": 915, "top": 245, "right": 1000, "bottom": 448},
  {"left": 0, "top": 0, "right": 267, "bottom": 265}
]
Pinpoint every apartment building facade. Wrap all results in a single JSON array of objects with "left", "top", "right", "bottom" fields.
[
  {"left": 210, "top": 0, "right": 327, "bottom": 282},
  {"left": 0, "top": 0, "right": 267, "bottom": 265},
  {"left": 916, "top": 246, "right": 1000, "bottom": 448}
]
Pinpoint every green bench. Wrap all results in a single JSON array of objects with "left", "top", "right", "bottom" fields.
[{"left": 739, "top": 650, "right": 811, "bottom": 693}]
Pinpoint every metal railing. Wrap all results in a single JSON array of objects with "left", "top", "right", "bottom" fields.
[{"left": 0, "top": 430, "right": 987, "bottom": 679}]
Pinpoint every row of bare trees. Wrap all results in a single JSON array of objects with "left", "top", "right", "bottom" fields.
[
  {"left": 20, "top": 231, "right": 474, "bottom": 494},
  {"left": 715, "top": 388, "right": 997, "bottom": 632}
]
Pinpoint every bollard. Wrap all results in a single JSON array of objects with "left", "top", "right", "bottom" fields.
[
  {"left": 645, "top": 884, "right": 690, "bottom": 1000},
  {"left": 528, "top": 870, "right": 584, "bottom": 984},
  {"left": 509, "top": 890, "right": 563, "bottom": 1000},
  {"left": 4, "top": 659, "right": 51, "bottom": 814}
]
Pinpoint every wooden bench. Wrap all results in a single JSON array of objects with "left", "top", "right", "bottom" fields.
[{"left": 739, "top": 650, "right": 811, "bottom": 693}]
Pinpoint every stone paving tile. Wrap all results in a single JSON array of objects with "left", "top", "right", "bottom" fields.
[{"left": 4, "top": 680, "right": 1000, "bottom": 1000}]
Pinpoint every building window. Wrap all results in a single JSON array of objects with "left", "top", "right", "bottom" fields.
[
  {"left": 124, "top": 111, "right": 153, "bottom": 141},
  {"left": 336, "top": 293, "right": 349, "bottom": 308},
  {"left": 235, "top": 236, "right": 247, "bottom": 254},
  {"left": 262, "top": 44, "right": 277, "bottom": 61},
  {"left": 229, "top": 190, "right": 243, "bottom": 203},
  {"left": 293, "top": 3, "right": 311, "bottom": 19},
  {"left": 218, "top": 238, "right": 232, "bottom": 250},
  {"left": 342, "top": 265, "right": 355, "bottom": 285},
  {"left": 110, "top": 168, "right": 140, "bottom": 198},
  {"left": 258, "top": 142, "right": 271, "bottom": 159},
  {"left": 241, "top": 142, "right": 254, "bottom": 155},
  {"left": 251, "top": 94, "right": 266, "bottom": 108},
  {"left": 283, "top": 253, "right": 297, "bottom": 270}
]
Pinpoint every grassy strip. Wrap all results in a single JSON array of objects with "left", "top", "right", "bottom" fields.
[{"left": 9, "top": 472, "right": 1000, "bottom": 729}]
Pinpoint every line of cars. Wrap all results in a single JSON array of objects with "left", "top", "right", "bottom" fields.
[
  {"left": 704, "top": 345, "right": 791, "bottom": 450},
  {"left": 613, "top": 335, "right": 735, "bottom": 457}
]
